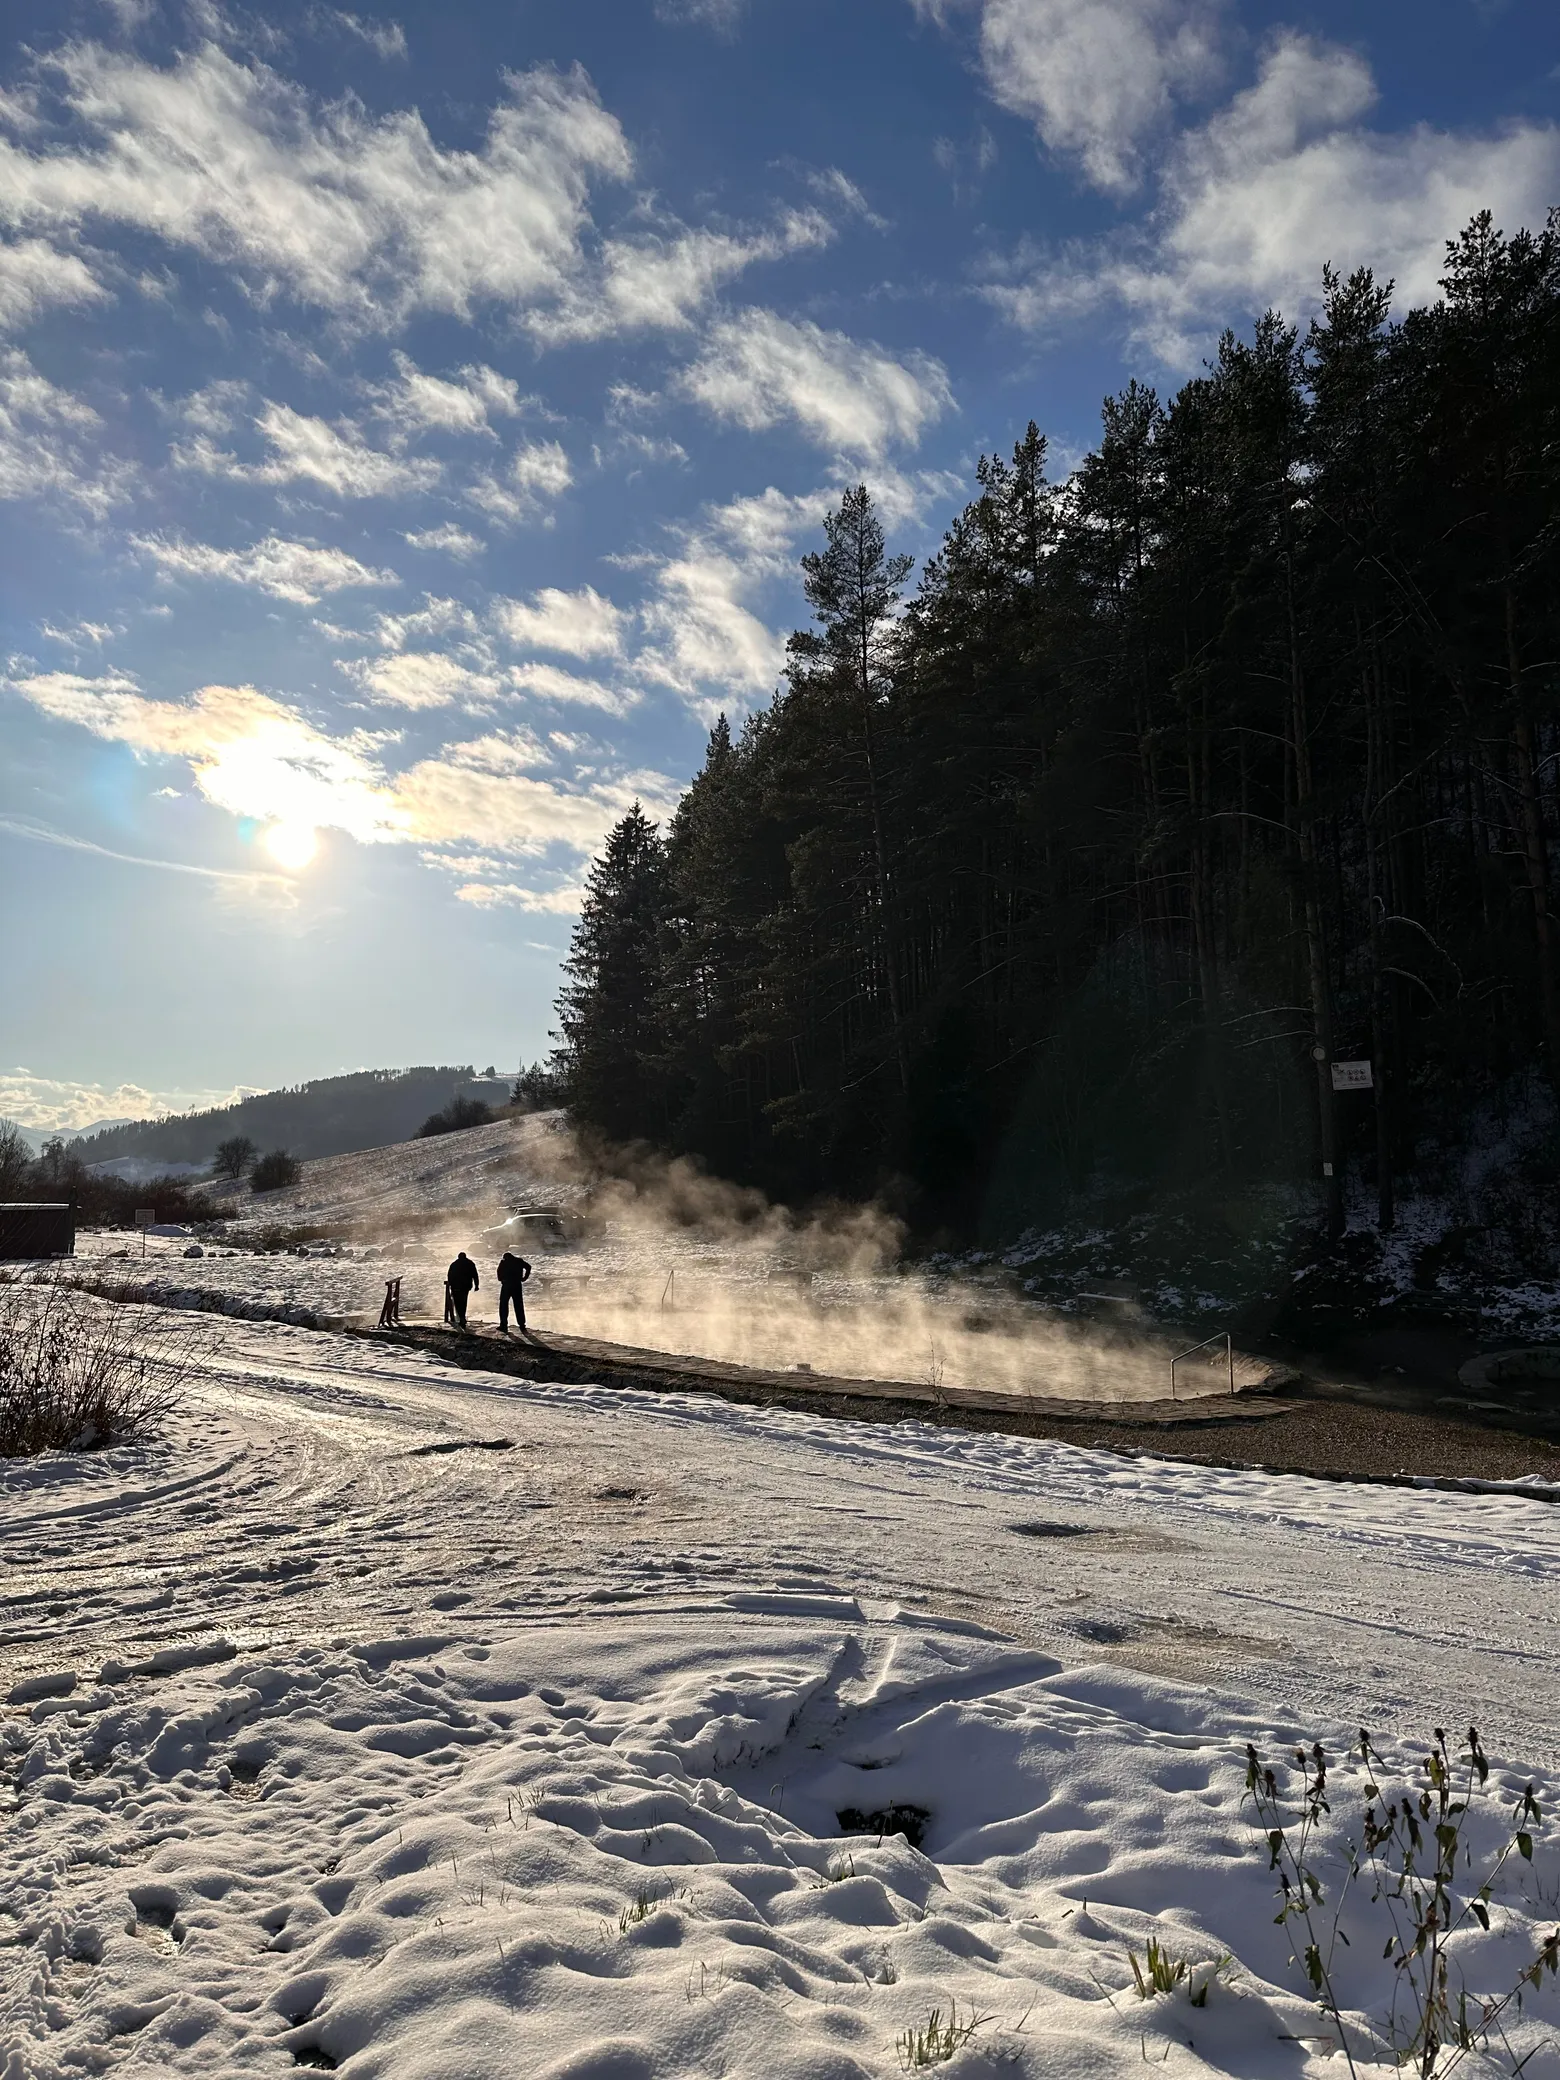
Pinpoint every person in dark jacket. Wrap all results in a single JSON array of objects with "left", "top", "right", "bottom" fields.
[
  {"left": 446, "top": 1250, "right": 479, "bottom": 1328},
  {"left": 497, "top": 1249, "right": 532, "bottom": 1334}
]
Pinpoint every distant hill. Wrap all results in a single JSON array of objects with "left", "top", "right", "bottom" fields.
[
  {"left": 71, "top": 1068, "right": 516, "bottom": 1170},
  {"left": 14, "top": 1118, "right": 134, "bottom": 1154}
]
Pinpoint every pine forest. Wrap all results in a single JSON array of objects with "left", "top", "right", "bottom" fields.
[{"left": 554, "top": 213, "right": 1560, "bottom": 1300}]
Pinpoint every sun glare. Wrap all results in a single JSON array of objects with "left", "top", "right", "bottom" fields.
[{"left": 264, "top": 822, "right": 318, "bottom": 871}]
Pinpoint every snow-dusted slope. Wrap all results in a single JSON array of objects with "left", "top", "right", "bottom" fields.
[
  {"left": 4, "top": 1304, "right": 1559, "bottom": 2076},
  {"left": 206, "top": 1109, "right": 580, "bottom": 1231}
]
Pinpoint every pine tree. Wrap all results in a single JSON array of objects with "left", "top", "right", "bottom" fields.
[
  {"left": 555, "top": 804, "right": 670, "bottom": 1143},
  {"left": 791, "top": 485, "right": 915, "bottom": 1094}
]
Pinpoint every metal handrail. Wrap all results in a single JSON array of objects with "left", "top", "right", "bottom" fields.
[{"left": 1169, "top": 1331, "right": 1235, "bottom": 1401}]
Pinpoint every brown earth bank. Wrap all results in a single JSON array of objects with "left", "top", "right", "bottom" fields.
[{"left": 367, "top": 1320, "right": 1560, "bottom": 1491}]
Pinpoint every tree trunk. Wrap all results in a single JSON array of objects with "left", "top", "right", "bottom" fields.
[
  {"left": 853, "top": 607, "right": 909, "bottom": 1094},
  {"left": 1514, "top": 669, "right": 1560, "bottom": 1098},
  {"left": 1286, "top": 550, "right": 1343, "bottom": 1238},
  {"left": 1363, "top": 631, "right": 1394, "bottom": 1230}
]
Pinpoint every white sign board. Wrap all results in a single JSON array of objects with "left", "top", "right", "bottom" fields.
[
  {"left": 134, "top": 1207, "right": 156, "bottom": 1226},
  {"left": 1330, "top": 1059, "right": 1373, "bottom": 1091}
]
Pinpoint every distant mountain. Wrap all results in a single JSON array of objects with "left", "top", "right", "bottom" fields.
[
  {"left": 70, "top": 1068, "right": 516, "bottom": 1171},
  {"left": 12, "top": 1119, "right": 134, "bottom": 1154}
]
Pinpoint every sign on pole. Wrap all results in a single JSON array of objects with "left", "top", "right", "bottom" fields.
[
  {"left": 135, "top": 1206, "right": 155, "bottom": 1258},
  {"left": 1330, "top": 1059, "right": 1374, "bottom": 1091}
]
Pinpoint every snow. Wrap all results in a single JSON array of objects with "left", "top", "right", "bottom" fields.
[{"left": 4, "top": 1299, "right": 1560, "bottom": 2076}]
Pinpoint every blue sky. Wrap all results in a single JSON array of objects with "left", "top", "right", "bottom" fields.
[{"left": 1, "top": 0, "right": 1556, "bottom": 1130}]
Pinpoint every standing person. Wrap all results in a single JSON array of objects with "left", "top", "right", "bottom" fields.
[
  {"left": 446, "top": 1250, "right": 479, "bottom": 1329},
  {"left": 497, "top": 1249, "right": 532, "bottom": 1334}
]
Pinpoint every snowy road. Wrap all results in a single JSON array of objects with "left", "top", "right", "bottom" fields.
[
  {"left": 9, "top": 1310, "right": 1560, "bottom": 1751},
  {"left": 5, "top": 1307, "right": 1560, "bottom": 2076}
]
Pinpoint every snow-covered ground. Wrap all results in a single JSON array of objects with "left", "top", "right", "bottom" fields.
[{"left": 5, "top": 1301, "right": 1559, "bottom": 2076}]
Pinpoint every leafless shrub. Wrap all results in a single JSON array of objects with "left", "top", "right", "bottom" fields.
[{"left": 0, "top": 1278, "right": 203, "bottom": 1457}]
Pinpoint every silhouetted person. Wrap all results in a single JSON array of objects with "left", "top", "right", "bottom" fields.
[
  {"left": 446, "top": 1251, "right": 479, "bottom": 1329},
  {"left": 497, "top": 1249, "right": 532, "bottom": 1334}
]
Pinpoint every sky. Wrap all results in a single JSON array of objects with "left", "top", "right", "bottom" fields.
[{"left": 0, "top": 0, "right": 1556, "bottom": 1131}]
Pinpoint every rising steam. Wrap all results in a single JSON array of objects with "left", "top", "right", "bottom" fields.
[{"left": 367, "top": 1119, "right": 1266, "bottom": 1407}]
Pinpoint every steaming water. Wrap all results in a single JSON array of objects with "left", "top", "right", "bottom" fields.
[
  {"left": 524, "top": 1258, "right": 1262, "bottom": 1404},
  {"left": 180, "top": 1112, "right": 1266, "bottom": 1406}
]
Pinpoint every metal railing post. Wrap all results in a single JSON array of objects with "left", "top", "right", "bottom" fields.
[{"left": 1170, "top": 1331, "right": 1238, "bottom": 1402}]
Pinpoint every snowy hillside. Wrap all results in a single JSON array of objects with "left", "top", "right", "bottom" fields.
[
  {"left": 4, "top": 1302, "right": 1559, "bottom": 2077},
  {"left": 204, "top": 1109, "right": 579, "bottom": 1231}
]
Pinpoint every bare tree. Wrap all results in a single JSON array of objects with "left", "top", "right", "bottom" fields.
[
  {"left": 0, "top": 1120, "right": 33, "bottom": 1199},
  {"left": 212, "top": 1135, "right": 257, "bottom": 1179}
]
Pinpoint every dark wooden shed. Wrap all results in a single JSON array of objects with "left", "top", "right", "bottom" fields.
[{"left": 0, "top": 1202, "right": 77, "bottom": 1260}]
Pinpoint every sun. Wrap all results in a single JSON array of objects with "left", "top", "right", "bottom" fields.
[{"left": 263, "top": 823, "right": 319, "bottom": 871}]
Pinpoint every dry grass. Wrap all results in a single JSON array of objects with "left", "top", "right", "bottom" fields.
[{"left": 0, "top": 1277, "right": 202, "bottom": 1457}]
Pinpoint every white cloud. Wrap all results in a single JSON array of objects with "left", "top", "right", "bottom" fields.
[
  {"left": 0, "top": 349, "right": 124, "bottom": 512},
  {"left": 638, "top": 544, "right": 788, "bottom": 707},
  {"left": 511, "top": 440, "right": 572, "bottom": 497},
  {"left": 466, "top": 439, "right": 573, "bottom": 523},
  {"left": 492, "top": 584, "right": 626, "bottom": 659},
  {"left": 371, "top": 595, "right": 482, "bottom": 651},
  {"left": 8, "top": 673, "right": 412, "bottom": 843},
  {"left": 134, "top": 531, "right": 401, "bottom": 604},
  {"left": 8, "top": 666, "right": 140, "bottom": 704},
  {"left": 253, "top": 402, "right": 440, "bottom": 495},
  {"left": 681, "top": 309, "right": 952, "bottom": 459},
  {"left": 507, "top": 661, "right": 638, "bottom": 715},
  {"left": 396, "top": 737, "right": 677, "bottom": 856},
  {"left": 599, "top": 430, "right": 689, "bottom": 470},
  {"left": 0, "top": 44, "right": 855, "bottom": 350},
  {"left": 179, "top": 400, "right": 441, "bottom": 496},
  {"left": 635, "top": 485, "right": 824, "bottom": 709},
  {"left": 0, "top": 235, "right": 108, "bottom": 330},
  {"left": 432, "top": 730, "right": 552, "bottom": 775},
  {"left": 0, "top": 1068, "right": 261, "bottom": 1134},
  {"left": 805, "top": 168, "right": 890, "bottom": 231},
  {"left": 932, "top": 125, "right": 999, "bottom": 202},
  {"left": 98, "top": 0, "right": 157, "bottom": 34},
  {"left": 654, "top": 0, "right": 745, "bottom": 35},
  {"left": 342, "top": 650, "right": 501, "bottom": 710},
  {"left": 0, "top": 44, "right": 633, "bottom": 330},
  {"left": 536, "top": 211, "right": 832, "bottom": 343},
  {"left": 453, "top": 879, "right": 584, "bottom": 912},
  {"left": 8, "top": 664, "right": 674, "bottom": 877},
  {"left": 317, "top": 10, "right": 409, "bottom": 61},
  {"left": 973, "top": 0, "right": 1222, "bottom": 194},
  {"left": 991, "top": 34, "right": 1560, "bottom": 363},
  {"left": 377, "top": 352, "right": 527, "bottom": 437},
  {"left": 41, "top": 616, "right": 119, "bottom": 646},
  {"left": 402, "top": 523, "right": 485, "bottom": 558},
  {"left": 167, "top": 377, "right": 249, "bottom": 435}
]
